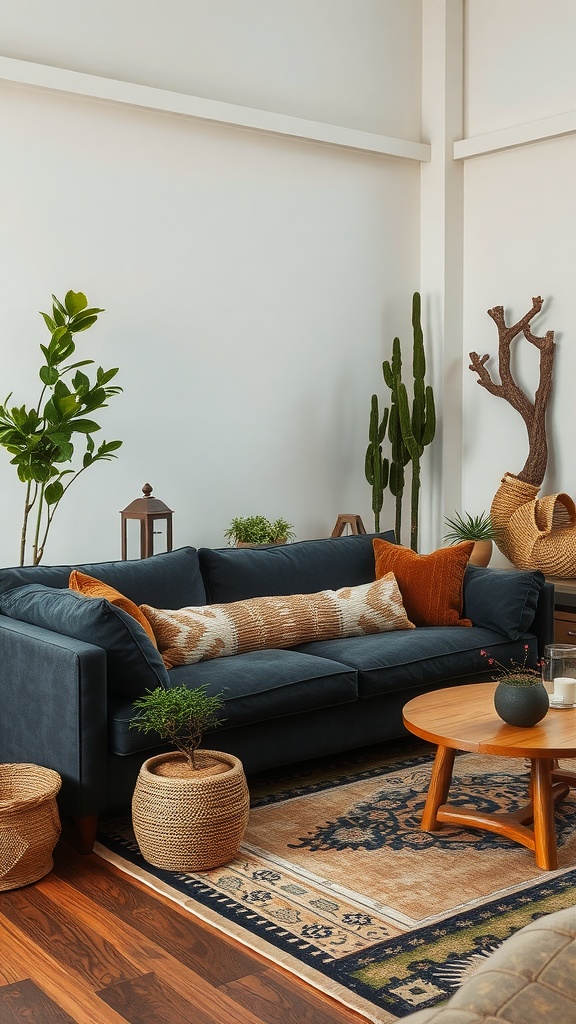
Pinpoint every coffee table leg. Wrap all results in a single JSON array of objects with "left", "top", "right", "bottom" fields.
[
  {"left": 531, "top": 758, "right": 557, "bottom": 871},
  {"left": 421, "top": 745, "right": 456, "bottom": 831}
]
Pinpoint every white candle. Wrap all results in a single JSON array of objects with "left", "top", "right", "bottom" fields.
[{"left": 553, "top": 677, "right": 576, "bottom": 704}]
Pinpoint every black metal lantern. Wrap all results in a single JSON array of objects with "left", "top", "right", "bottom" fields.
[{"left": 120, "top": 483, "right": 173, "bottom": 559}]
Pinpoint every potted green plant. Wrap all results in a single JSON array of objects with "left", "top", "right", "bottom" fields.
[
  {"left": 443, "top": 510, "right": 498, "bottom": 567},
  {"left": 130, "top": 685, "right": 249, "bottom": 872},
  {"left": 0, "top": 290, "right": 122, "bottom": 565},
  {"left": 224, "top": 515, "right": 295, "bottom": 546}
]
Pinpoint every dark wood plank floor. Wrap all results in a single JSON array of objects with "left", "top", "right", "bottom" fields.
[{"left": 0, "top": 839, "right": 369, "bottom": 1024}]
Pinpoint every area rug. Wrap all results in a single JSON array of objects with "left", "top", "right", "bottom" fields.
[{"left": 96, "top": 739, "right": 576, "bottom": 1022}]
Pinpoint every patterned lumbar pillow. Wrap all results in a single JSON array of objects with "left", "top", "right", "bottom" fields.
[{"left": 141, "top": 572, "right": 414, "bottom": 668}]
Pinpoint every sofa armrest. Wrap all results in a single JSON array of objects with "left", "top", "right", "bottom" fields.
[
  {"left": 0, "top": 615, "right": 109, "bottom": 819},
  {"left": 532, "top": 580, "right": 555, "bottom": 658}
]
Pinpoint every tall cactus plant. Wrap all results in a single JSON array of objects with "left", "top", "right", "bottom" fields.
[
  {"left": 381, "top": 293, "right": 435, "bottom": 550},
  {"left": 397, "top": 292, "right": 436, "bottom": 551},
  {"left": 365, "top": 395, "right": 389, "bottom": 532},
  {"left": 383, "top": 336, "right": 410, "bottom": 544}
]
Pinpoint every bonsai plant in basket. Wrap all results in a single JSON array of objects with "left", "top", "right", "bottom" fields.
[
  {"left": 443, "top": 510, "right": 498, "bottom": 567},
  {"left": 130, "top": 684, "right": 249, "bottom": 872}
]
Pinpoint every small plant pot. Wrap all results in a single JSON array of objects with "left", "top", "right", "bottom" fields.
[
  {"left": 132, "top": 749, "right": 249, "bottom": 872},
  {"left": 493, "top": 681, "right": 549, "bottom": 727},
  {"left": 469, "top": 539, "right": 493, "bottom": 568}
]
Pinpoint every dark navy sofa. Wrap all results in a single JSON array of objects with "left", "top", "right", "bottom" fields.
[{"left": 0, "top": 532, "right": 553, "bottom": 852}]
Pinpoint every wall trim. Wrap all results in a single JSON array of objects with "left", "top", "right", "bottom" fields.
[
  {"left": 0, "top": 55, "right": 431, "bottom": 162},
  {"left": 454, "top": 109, "right": 576, "bottom": 160}
]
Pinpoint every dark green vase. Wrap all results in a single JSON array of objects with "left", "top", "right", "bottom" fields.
[{"left": 493, "top": 681, "right": 549, "bottom": 727}]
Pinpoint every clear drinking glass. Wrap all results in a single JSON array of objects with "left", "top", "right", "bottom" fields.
[{"left": 541, "top": 643, "right": 576, "bottom": 703}]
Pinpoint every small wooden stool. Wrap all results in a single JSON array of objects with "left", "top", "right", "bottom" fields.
[{"left": 331, "top": 514, "right": 367, "bottom": 538}]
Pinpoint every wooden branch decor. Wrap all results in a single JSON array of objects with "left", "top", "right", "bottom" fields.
[{"left": 470, "top": 296, "right": 576, "bottom": 577}]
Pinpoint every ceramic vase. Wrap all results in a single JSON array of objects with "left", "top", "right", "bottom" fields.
[{"left": 493, "top": 681, "right": 549, "bottom": 727}]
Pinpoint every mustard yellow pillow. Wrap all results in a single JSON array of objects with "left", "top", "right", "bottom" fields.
[
  {"left": 372, "top": 539, "right": 474, "bottom": 627},
  {"left": 69, "top": 570, "right": 157, "bottom": 647},
  {"left": 141, "top": 573, "right": 414, "bottom": 668}
]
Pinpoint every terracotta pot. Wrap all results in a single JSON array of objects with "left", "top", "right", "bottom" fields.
[{"left": 469, "top": 539, "right": 493, "bottom": 567}]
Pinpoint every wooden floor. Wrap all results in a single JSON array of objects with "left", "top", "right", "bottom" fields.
[{"left": 0, "top": 838, "right": 369, "bottom": 1024}]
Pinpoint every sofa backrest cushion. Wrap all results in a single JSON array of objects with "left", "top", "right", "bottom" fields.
[
  {"left": 0, "top": 546, "right": 206, "bottom": 608},
  {"left": 463, "top": 564, "right": 545, "bottom": 639},
  {"left": 0, "top": 584, "right": 170, "bottom": 697},
  {"left": 198, "top": 532, "right": 396, "bottom": 603}
]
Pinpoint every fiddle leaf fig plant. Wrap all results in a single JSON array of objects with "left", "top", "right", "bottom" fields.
[{"left": 0, "top": 290, "right": 122, "bottom": 565}]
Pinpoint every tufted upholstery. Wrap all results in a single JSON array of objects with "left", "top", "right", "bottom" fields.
[{"left": 401, "top": 906, "right": 576, "bottom": 1023}]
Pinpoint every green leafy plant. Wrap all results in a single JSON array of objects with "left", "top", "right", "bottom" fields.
[
  {"left": 130, "top": 685, "right": 225, "bottom": 769},
  {"left": 480, "top": 645, "right": 541, "bottom": 685},
  {"left": 443, "top": 511, "right": 498, "bottom": 544},
  {"left": 224, "top": 515, "right": 295, "bottom": 545},
  {"left": 0, "top": 290, "right": 122, "bottom": 565}
]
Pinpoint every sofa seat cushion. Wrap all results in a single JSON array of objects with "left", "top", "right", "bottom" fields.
[
  {"left": 141, "top": 573, "right": 414, "bottom": 667},
  {"left": 0, "top": 546, "right": 206, "bottom": 608},
  {"left": 108, "top": 649, "right": 358, "bottom": 755},
  {"left": 198, "top": 531, "right": 395, "bottom": 602},
  {"left": 0, "top": 583, "right": 169, "bottom": 698},
  {"left": 295, "top": 627, "right": 539, "bottom": 698}
]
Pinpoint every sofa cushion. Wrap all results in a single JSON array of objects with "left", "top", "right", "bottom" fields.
[
  {"left": 108, "top": 649, "right": 359, "bottom": 755},
  {"left": 0, "top": 583, "right": 169, "bottom": 697},
  {"left": 296, "top": 627, "right": 539, "bottom": 698},
  {"left": 68, "top": 570, "right": 158, "bottom": 646},
  {"left": 141, "top": 573, "right": 414, "bottom": 668},
  {"left": 373, "top": 538, "right": 474, "bottom": 627},
  {"left": 198, "top": 531, "right": 396, "bottom": 603},
  {"left": 463, "top": 564, "right": 545, "bottom": 639},
  {"left": 0, "top": 546, "right": 206, "bottom": 608}
]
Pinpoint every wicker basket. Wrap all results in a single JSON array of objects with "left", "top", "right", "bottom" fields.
[
  {"left": 132, "top": 749, "right": 250, "bottom": 872},
  {"left": 0, "top": 763, "right": 62, "bottom": 891}
]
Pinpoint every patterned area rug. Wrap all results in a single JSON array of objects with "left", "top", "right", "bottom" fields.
[{"left": 96, "top": 739, "right": 576, "bottom": 1022}]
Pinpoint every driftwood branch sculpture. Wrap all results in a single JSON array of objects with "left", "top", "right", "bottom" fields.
[
  {"left": 468, "top": 296, "right": 576, "bottom": 577},
  {"left": 469, "top": 295, "right": 555, "bottom": 487}
]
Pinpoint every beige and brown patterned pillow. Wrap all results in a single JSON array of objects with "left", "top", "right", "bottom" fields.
[{"left": 141, "top": 572, "right": 414, "bottom": 668}]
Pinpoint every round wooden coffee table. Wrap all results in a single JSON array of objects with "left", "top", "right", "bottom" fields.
[{"left": 402, "top": 681, "right": 576, "bottom": 870}]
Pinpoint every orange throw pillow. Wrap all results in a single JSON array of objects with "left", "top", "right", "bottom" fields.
[
  {"left": 372, "top": 539, "right": 474, "bottom": 627},
  {"left": 69, "top": 570, "right": 158, "bottom": 647}
]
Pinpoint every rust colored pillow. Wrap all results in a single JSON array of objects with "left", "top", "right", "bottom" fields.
[
  {"left": 372, "top": 538, "right": 474, "bottom": 627},
  {"left": 68, "top": 570, "right": 158, "bottom": 647}
]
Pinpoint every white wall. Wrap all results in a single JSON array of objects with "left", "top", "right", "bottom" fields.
[
  {"left": 460, "top": 0, "right": 576, "bottom": 566},
  {"left": 0, "top": 1, "right": 422, "bottom": 566}
]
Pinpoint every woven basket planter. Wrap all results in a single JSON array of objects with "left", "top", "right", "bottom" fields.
[
  {"left": 132, "top": 749, "right": 250, "bottom": 872},
  {"left": 0, "top": 763, "right": 62, "bottom": 891}
]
